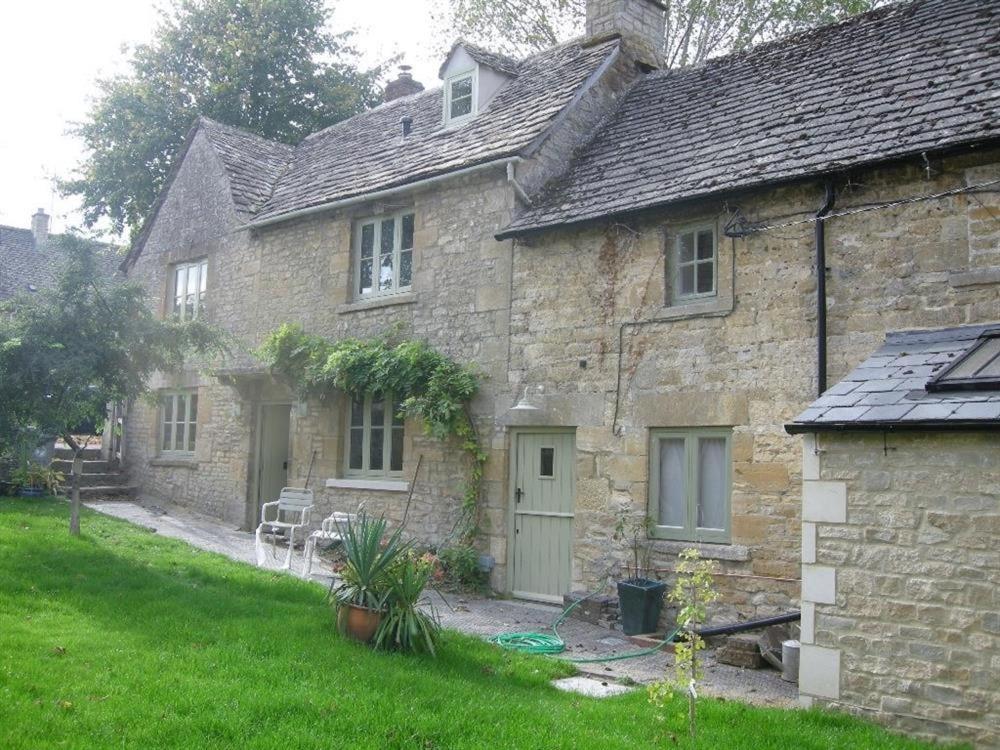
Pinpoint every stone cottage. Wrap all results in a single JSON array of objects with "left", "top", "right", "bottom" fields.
[
  {"left": 121, "top": 1, "right": 998, "bottom": 738},
  {"left": 786, "top": 325, "right": 998, "bottom": 746}
]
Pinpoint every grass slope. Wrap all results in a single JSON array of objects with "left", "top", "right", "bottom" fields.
[{"left": 0, "top": 500, "right": 946, "bottom": 749}]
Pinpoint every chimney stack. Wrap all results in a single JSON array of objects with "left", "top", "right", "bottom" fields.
[
  {"left": 585, "top": 0, "right": 666, "bottom": 68},
  {"left": 384, "top": 65, "right": 425, "bottom": 102},
  {"left": 31, "top": 208, "right": 50, "bottom": 245}
]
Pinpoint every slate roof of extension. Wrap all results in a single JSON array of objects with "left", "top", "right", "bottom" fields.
[
  {"left": 252, "top": 36, "right": 619, "bottom": 223},
  {"left": 786, "top": 325, "right": 1000, "bottom": 433},
  {"left": 500, "top": 0, "right": 1000, "bottom": 238},
  {"left": 0, "top": 225, "right": 119, "bottom": 300}
]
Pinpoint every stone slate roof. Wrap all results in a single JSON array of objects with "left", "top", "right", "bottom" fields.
[
  {"left": 786, "top": 325, "right": 1000, "bottom": 433},
  {"left": 500, "top": 0, "right": 1000, "bottom": 238},
  {"left": 438, "top": 40, "right": 521, "bottom": 78},
  {"left": 251, "top": 37, "right": 619, "bottom": 223},
  {"left": 199, "top": 118, "right": 294, "bottom": 216},
  {"left": 0, "top": 225, "right": 119, "bottom": 301}
]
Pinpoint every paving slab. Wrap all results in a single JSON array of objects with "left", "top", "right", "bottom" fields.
[
  {"left": 552, "top": 676, "right": 633, "bottom": 698},
  {"left": 85, "top": 500, "right": 797, "bottom": 707}
]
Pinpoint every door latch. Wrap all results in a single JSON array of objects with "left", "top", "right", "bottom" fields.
[{"left": 515, "top": 487, "right": 523, "bottom": 504}]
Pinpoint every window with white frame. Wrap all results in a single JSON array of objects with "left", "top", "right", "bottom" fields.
[
  {"left": 160, "top": 390, "right": 198, "bottom": 456},
  {"left": 649, "top": 428, "right": 730, "bottom": 543},
  {"left": 445, "top": 71, "right": 476, "bottom": 124},
  {"left": 346, "top": 393, "right": 404, "bottom": 476},
  {"left": 171, "top": 259, "right": 208, "bottom": 320},
  {"left": 355, "top": 212, "right": 414, "bottom": 299},
  {"left": 670, "top": 224, "right": 717, "bottom": 302}
]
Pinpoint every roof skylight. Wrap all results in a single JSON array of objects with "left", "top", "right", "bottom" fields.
[{"left": 927, "top": 333, "right": 1000, "bottom": 391}]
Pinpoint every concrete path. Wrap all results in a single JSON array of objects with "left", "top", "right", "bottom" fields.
[{"left": 86, "top": 499, "right": 797, "bottom": 706}]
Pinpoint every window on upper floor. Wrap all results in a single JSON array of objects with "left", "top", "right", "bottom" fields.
[
  {"left": 171, "top": 259, "right": 208, "bottom": 320},
  {"left": 927, "top": 333, "right": 1000, "bottom": 391},
  {"left": 160, "top": 390, "right": 198, "bottom": 456},
  {"left": 668, "top": 224, "right": 717, "bottom": 303},
  {"left": 444, "top": 70, "right": 476, "bottom": 126},
  {"left": 355, "top": 212, "right": 414, "bottom": 299},
  {"left": 649, "top": 428, "right": 731, "bottom": 543},
  {"left": 346, "top": 393, "right": 405, "bottom": 477}
]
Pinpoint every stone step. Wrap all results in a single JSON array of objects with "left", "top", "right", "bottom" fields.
[
  {"left": 51, "top": 459, "right": 111, "bottom": 475},
  {"left": 71, "top": 473, "right": 129, "bottom": 488},
  {"left": 53, "top": 447, "right": 102, "bottom": 461},
  {"left": 77, "top": 485, "right": 138, "bottom": 500}
]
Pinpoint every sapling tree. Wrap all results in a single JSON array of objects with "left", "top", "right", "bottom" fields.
[
  {"left": 648, "top": 548, "right": 719, "bottom": 745},
  {"left": 0, "top": 234, "right": 224, "bottom": 534}
]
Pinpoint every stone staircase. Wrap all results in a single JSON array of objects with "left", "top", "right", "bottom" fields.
[{"left": 51, "top": 446, "right": 137, "bottom": 500}]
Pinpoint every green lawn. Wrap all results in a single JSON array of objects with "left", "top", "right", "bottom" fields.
[{"left": 0, "top": 499, "right": 947, "bottom": 750}]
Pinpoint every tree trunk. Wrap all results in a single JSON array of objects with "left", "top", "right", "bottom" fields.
[{"left": 64, "top": 434, "right": 82, "bottom": 536}]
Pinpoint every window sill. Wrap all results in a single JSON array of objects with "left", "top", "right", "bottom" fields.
[
  {"left": 659, "top": 296, "right": 733, "bottom": 321},
  {"left": 650, "top": 539, "right": 749, "bottom": 562},
  {"left": 325, "top": 478, "right": 409, "bottom": 492},
  {"left": 150, "top": 457, "right": 199, "bottom": 469},
  {"left": 338, "top": 292, "right": 417, "bottom": 314}
]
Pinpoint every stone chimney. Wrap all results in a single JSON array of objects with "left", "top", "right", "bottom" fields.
[
  {"left": 31, "top": 208, "right": 50, "bottom": 245},
  {"left": 585, "top": 0, "right": 666, "bottom": 68},
  {"left": 384, "top": 65, "right": 425, "bottom": 103}
]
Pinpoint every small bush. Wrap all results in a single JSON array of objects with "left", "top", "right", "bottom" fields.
[{"left": 439, "top": 545, "right": 487, "bottom": 590}]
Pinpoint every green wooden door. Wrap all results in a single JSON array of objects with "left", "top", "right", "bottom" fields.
[
  {"left": 511, "top": 431, "right": 575, "bottom": 603},
  {"left": 257, "top": 404, "right": 291, "bottom": 521}
]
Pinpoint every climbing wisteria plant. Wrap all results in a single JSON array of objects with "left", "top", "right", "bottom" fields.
[{"left": 257, "top": 323, "right": 486, "bottom": 540}]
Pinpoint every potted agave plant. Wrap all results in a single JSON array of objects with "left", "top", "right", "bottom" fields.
[
  {"left": 333, "top": 513, "right": 409, "bottom": 642},
  {"left": 614, "top": 513, "right": 667, "bottom": 636},
  {"left": 10, "top": 462, "right": 64, "bottom": 498},
  {"left": 374, "top": 552, "right": 441, "bottom": 656}
]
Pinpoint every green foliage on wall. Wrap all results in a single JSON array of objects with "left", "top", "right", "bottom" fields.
[{"left": 258, "top": 323, "right": 486, "bottom": 541}]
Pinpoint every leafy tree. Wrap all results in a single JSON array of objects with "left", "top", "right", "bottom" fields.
[
  {"left": 0, "top": 235, "right": 225, "bottom": 534},
  {"left": 62, "top": 0, "right": 382, "bottom": 237},
  {"left": 437, "top": 0, "right": 886, "bottom": 63}
]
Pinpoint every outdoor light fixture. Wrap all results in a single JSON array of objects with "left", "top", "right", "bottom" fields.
[{"left": 510, "top": 384, "right": 544, "bottom": 411}]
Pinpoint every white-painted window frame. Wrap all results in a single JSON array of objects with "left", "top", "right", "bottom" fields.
[
  {"left": 671, "top": 223, "right": 718, "bottom": 302},
  {"left": 171, "top": 259, "right": 208, "bottom": 320},
  {"left": 444, "top": 68, "right": 478, "bottom": 126},
  {"left": 160, "top": 390, "right": 198, "bottom": 457},
  {"left": 344, "top": 393, "right": 405, "bottom": 478},
  {"left": 353, "top": 211, "right": 415, "bottom": 300},
  {"left": 649, "top": 427, "right": 731, "bottom": 543}
]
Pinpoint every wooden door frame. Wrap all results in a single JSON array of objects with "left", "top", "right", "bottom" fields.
[
  {"left": 248, "top": 401, "right": 292, "bottom": 530},
  {"left": 506, "top": 427, "right": 576, "bottom": 600}
]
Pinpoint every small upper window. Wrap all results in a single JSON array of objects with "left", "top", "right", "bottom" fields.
[
  {"left": 445, "top": 71, "right": 476, "bottom": 125},
  {"left": 172, "top": 260, "right": 208, "bottom": 320},
  {"left": 670, "top": 225, "right": 716, "bottom": 302},
  {"left": 355, "top": 212, "right": 414, "bottom": 299},
  {"left": 927, "top": 333, "right": 1000, "bottom": 391},
  {"left": 161, "top": 390, "right": 198, "bottom": 456}
]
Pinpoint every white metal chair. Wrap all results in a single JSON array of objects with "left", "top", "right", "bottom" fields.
[
  {"left": 254, "top": 488, "right": 315, "bottom": 570},
  {"left": 303, "top": 510, "right": 357, "bottom": 577}
]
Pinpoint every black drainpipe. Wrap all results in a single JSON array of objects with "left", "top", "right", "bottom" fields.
[{"left": 815, "top": 181, "right": 836, "bottom": 396}]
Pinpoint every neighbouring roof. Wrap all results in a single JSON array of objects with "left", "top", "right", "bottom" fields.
[
  {"left": 438, "top": 40, "right": 521, "bottom": 79},
  {"left": 0, "top": 225, "right": 119, "bottom": 300},
  {"left": 786, "top": 325, "right": 1000, "bottom": 434},
  {"left": 500, "top": 0, "right": 1000, "bottom": 238},
  {"left": 253, "top": 36, "right": 619, "bottom": 224}
]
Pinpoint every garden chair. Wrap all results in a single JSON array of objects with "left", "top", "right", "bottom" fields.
[
  {"left": 254, "top": 488, "right": 315, "bottom": 570},
  {"left": 302, "top": 503, "right": 365, "bottom": 577}
]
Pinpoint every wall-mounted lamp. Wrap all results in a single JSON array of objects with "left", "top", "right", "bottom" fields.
[
  {"left": 510, "top": 384, "right": 544, "bottom": 412},
  {"left": 295, "top": 400, "right": 309, "bottom": 417}
]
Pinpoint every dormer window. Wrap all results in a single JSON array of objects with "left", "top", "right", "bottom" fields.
[{"left": 445, "top": 70, "right": 477, "bottom": 125}]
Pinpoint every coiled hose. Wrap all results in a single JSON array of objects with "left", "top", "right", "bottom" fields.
[{"left": 489, "top": 583, "right": 681, "bottom": 663}]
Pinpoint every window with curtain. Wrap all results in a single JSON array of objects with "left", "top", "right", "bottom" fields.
[
  {"left": 345, "top": 393, "right": 404, "bottom": 476},
  {"left": 649, "top": 428, "right": 731, "bottom": 542},
  {"left": 171, "top": 259, "right": 208, "bottom": 320},
  {"left": 160, "top": 390, "right": 198, "bottom": 456},
  {"left": 354, "top": 212, "right": 414, "bottom": 299}
]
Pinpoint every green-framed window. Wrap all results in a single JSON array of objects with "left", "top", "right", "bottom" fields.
[
  {"left": 345, "top": 393, "right": 404, "bottom": 477},
  {"left": 670, "top": 223, "right": 717, "bottom": 302},
  {"left": 160, "top": 390, "right": 198, "bottom": 456},
  {"left": 649, "top": 428, "right": 731, "bottom": 543},
  {"left": 171, "top": 259, "right": 208, "bottom": 320},
  {"left": 354, "top": 212, "right": 414, "bottom": 299}
]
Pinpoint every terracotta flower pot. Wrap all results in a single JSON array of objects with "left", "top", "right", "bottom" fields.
[{"left": 338, "top": 603, "right": 382, "bottom": 643}]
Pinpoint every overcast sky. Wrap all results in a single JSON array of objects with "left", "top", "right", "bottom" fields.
[{"left": 0, "top": 0, "right": 443, "bottom": 237}]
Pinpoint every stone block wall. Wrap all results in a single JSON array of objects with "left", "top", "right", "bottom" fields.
[
  {"left": 799, "top": 431, "right": 999, "bottom": 748},
  {"left": 508, "top": 149, "right": 1000, "bottom": 620}
]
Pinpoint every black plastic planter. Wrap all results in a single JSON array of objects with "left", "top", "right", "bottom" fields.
[{"left": 617, "top": 578, "right": 667, "bottom": 635}]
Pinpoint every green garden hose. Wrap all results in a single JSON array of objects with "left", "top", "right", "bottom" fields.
[{"left": 489, "top": 585, "right": 681, "bottom": 663}]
